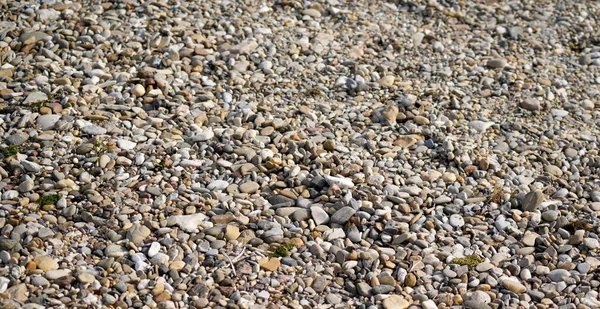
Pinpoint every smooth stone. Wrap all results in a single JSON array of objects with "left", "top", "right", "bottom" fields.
[
  {"left": 541, "top": 210, "right": 559, "bottom": 221},
  {"left": 520, "top": 98, "right": 541, "bottom": 111},
  {"left": 487, "top": 58, "right": 507, "bottom": 69},
  {"left": 330, "top": 206, "right": 355, "bottom": 224},
  {"left": 259, "top": 258, "right": 280, "bottom": 271},
  {"left": 239, "top": 181, "right": 260, "bottom": 194},
  {"left": 382, "top": 295, "right": 410, "bottom": 309},
  {"left": 117, "top": 139, "right": 137, "bottom": 150},
  {"left": 547, "top": 269, "right": 570, "bottom": 282},
  {"left": 82, "top": 125, "right": 107, "bottom": 135},
  {"left": 503, "top": 278, "right": 527, "bottom": 293},
  {"left": 207, "top": 180, "right": 229, "bottom": 191},
  {"left": 44, "top": 269, "right": 70, "bottom": 280}
]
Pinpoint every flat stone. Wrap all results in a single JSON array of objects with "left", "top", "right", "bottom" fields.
[
  {"left": 330, "top": 206, "right": 355, "bottom": 224},
  {"left": 37, "top": 114, "right": 61, "bottom": 130},
  {"left": 34, "top": 256, "right": 58, "bottom": 271},
  {"left": 23, "top": 92, "right": 48, "bottom": 105},
  {"left": 6, "top": 133, "right": 28, "bottom": 146},
  {"left": 239, "top": 181, "right": 260, "bottom": 194},
  {"left": 117, "top": 139, "right": 137, "bottom": 150},
  {"left": 166, "top": 213, "right": 207, "bottom": 232},
  {"left": 311, "top": 206, "right": 329, "bottom": 225},
  {"left": 259, "top": 258, "right": 280, "bottom": 271},
  {"left": 324, "top": 175, "right": 354, "bottom": 189},
  {"left": 127, "top": 224, "right": 151, "bottom": 243},
  {"left": 225, "top": 225, "right": 240, "bottom": 240},
  {"left": 382, "top": 295, "right": 410, "bottom": 309},
  {"left": 44, "top": 269, "right": 70, "bottom": 280},
  {"left": 421, "top": 300, "right": 438, "bottom": 309},
  {"left": 77, "top": 273, "right": 95, "bottom": 283},
  {"left": 521, "top": 190, "right": 543, "bottom": 211},
  {"left": 207, "top": 180, "right": 229, "bottom": 191},
  {"left": 82, "top": 125, "right": 107, "bottom": 135},
  {"left": 311, "top": 276, "right": 329, "bottom": 293}
]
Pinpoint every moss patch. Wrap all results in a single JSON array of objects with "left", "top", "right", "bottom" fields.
[
  {"left": 451, "top": 254, "right": 484, "bottom": 268},
  {"left": 39, "top": 194, "right": 61, "bottom": 207},
  {"left": 2, "top": 145, "right": 19, "bottom": 157},
  {"left": 273, "top": 243, "right": 295, "bottom": 257}
]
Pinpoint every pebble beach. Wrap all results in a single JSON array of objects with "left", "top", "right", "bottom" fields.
[{"left": 1, "top": 0, "right": 600, "bottom": 308}]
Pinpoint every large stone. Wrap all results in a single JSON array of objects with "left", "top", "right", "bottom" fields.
[
  {"left": 239, "top": 181, "right": 259, "bottom": 194},
  {"left": 330, "top": 206, "right": 356, "bottom": 224},
  {"left": 127, "top": 224, "right": 151, "bottom": 243},
  {"left": 225, "top": 225, "right": 240, "bottom": 240},
  {"left": 520, "top": 98, "right": 541, "bottom": 111},
  {"left": 311, "top": 206, "right": 329, "bottom": 225},
  {"left": 503, "top": 278, "right": 527, "bottom": 293},
  {"left": 37, "top": 114, "right": 61, "bottom": 130},
  {"left": 23, "top": 91, "right": 48, "bottom": 105},
  {"left": 166, "top": 213, "right": 207, "bottom": 232},
  {"left": 521, "top": 190, "right": 543, "bottom": 211},
  {"left": 548, "top": 269, "right": 570, "bottom": 282},
  {"left": 34, "top": 255, "right": 58, "bottom": 271},
  {"left": 259, "top": 258, "right": 280, "bottom": 271},
  {"left": 486, "top": 58, "right": 507, "bottom": 69},
  {"left": 382, "top": 295, "right": 410, "bottom": 309}
]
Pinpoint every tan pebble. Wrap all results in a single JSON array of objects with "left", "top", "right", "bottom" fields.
[
  {"left": 378, "top": 76, "right": 395, "bottom": 87},
  {"left": 34, "top": 256, "right": 58, "bottom": 272},
  {"left": 132, "top": 84, "right": 146, "bottom": 96},
  {"left": 259, "top": 257, "right": 280, "bottom": 271},
  {"left": 169, "top": 261, "right": 185, "bottom": 271},
  {"left": 152, "top": 283, "right": 165, "bottom": 296},
  {"left": 413, "top": 115, "right": 430, "bottom": 125},
  {"left": 77, "top": 273, "right": 95, "bottom": 283},
  {"left": 154, "top": 291, "right": 171, "bottom": 302},
  {"left": 382, "top": 105, "right": 399, "bottom": 124},
  {"left": 503, "top": 279, "right": 527, "bottom": 293},
  {"left": 225, "top": 225, "right": 240, "bottom": 240},
  {"left": 382, "top": 295, "right": 410, "bottom": 309}
]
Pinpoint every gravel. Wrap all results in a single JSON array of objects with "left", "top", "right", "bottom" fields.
[{"left": 1, "top": 0, "right": 600, "bottom": 308}]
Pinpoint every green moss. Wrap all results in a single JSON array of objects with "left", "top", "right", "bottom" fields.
[
  {"left": 39, "top": 194, "right": 61, "bottom": 207},
  {"left": 273, "top": 243, "right": 295, "bottom": 257},
  {"left": 2, "top": 145, "right": 19, "bottom": 156},
  {"left": 451, "top": 254, "right": 484, "bottom": 268}
]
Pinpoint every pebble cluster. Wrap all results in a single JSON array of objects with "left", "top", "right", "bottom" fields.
[{"left": 1, "top": 0, "right": 600, "bottom": 308}]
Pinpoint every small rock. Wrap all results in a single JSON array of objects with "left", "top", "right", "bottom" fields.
[
  {"left": 487, "top": 58, "right": 507, "bottom": 69},
  {"left": 520, "top": 98, "right": 541, "bottom": 111}
]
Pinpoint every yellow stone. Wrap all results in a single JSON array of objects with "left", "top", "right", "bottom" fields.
[{"left": 259, "top": 258, "right": 280, "bottom": 271}]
